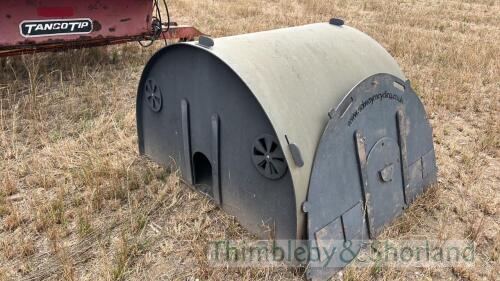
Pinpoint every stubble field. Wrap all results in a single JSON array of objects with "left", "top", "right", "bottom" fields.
[{"left": 0, "top": 0, "right": 499, "bottom": 280}]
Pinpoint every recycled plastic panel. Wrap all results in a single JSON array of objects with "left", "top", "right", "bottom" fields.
[
  {"left": 306, "top": 73, "right": 437, "bottom": 280},
  {"left": 137, "top": 45, "right": 297, "bottom": 240}
]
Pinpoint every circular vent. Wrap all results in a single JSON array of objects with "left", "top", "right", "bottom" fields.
[
  {"left": 144, "top": 78, "right": 162, "bottom": 112},
  {"left": 251, "top": 134, "right": 288, "bottom": 180}
]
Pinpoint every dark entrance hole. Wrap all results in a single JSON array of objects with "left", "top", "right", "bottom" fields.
[{"left": 192, "top": 152, "right": 213, "bottom": 196}]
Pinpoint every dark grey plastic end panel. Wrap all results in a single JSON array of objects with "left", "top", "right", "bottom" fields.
[
  {"left": 136, "top": 45, "right": 297, "bottom": 240},
  {"left": 306, "top": 73, "right": 437, "bottom": 280}
]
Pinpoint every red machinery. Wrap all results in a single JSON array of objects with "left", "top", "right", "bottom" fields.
[{"left": 0, "top": 0, "right": 202, "bottom": 57}]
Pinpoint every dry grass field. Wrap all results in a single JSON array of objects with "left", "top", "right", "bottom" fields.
[{"left": 0, "top": 0, "right": 499, "bottom": 280}]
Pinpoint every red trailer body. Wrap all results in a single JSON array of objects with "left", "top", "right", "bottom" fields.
[{"left": 0, "top": 0, "right": 202, "bottom": 56}]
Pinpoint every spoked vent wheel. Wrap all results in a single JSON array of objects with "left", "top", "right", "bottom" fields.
[
  {"left": 251, "top": 134, "right": 288, "bottom": 180},
  {"left": 144, "top": 78, "right": 162, "bottom": 112}
]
